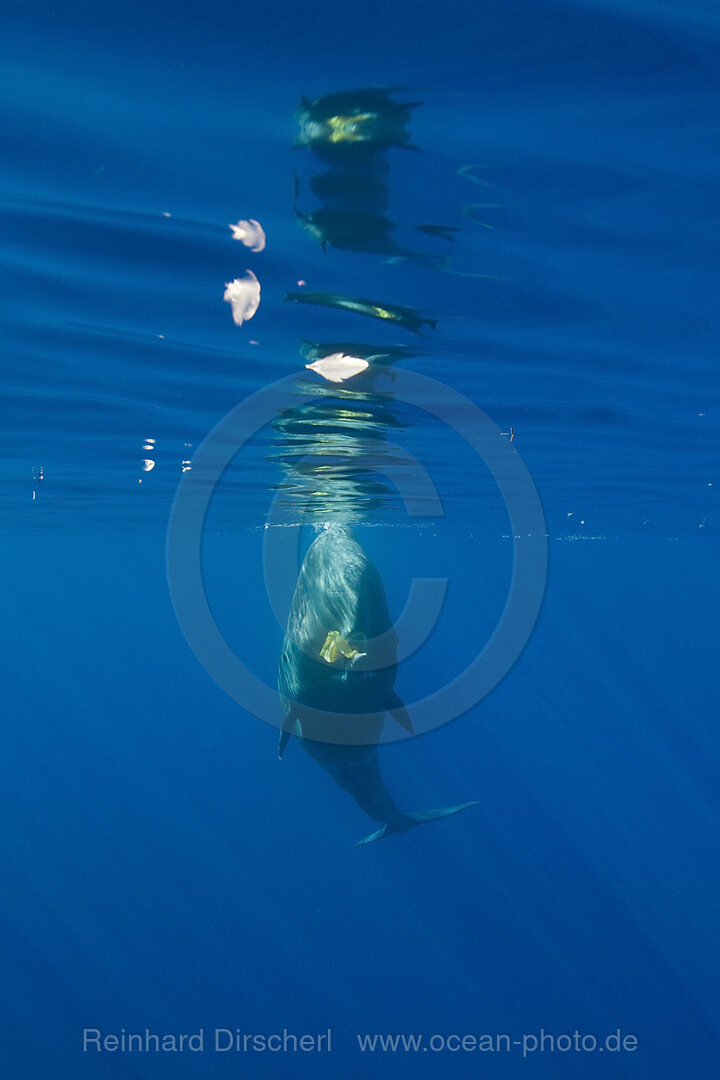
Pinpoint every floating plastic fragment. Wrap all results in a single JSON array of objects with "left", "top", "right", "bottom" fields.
[{"left": 319, "top": 630, "right": 366, "bottom": 664}]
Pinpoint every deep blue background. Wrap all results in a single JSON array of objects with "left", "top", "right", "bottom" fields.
[{"left": 2, "top": 1, "right": 719, "bottom": 1077}]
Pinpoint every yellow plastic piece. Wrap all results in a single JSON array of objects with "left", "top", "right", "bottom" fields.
[
  {"left": 320, "top": 630, "right": 365, "bottom": 664},
  {"left": 327, "top": 113, "right": 374, "bottom": 143}
]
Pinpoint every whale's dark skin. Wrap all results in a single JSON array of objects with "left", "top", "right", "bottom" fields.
[{"left": 277, "top": 525, "right": 478, "bottom": 844}]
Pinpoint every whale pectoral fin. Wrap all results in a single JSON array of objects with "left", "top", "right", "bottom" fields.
[
  {"left": 389, "top": 706, "right": 413, "bottom": 734},
  {"left": 278, "top": 729, "right": 292, "bottom": 759},
  {"left": 278, "top": 713, "right": 300, "bottom": 759},
  {"left": 387, "top": 690, "right": 414, "bottom": 735}
]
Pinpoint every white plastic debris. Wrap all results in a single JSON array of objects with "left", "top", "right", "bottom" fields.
[
  {"left": 229, "top": 219, "right": 266, "bottom": 252},
  {"left": 305, "top": 352, "right": 370, "bottom": 383},
  {"left": 224, "top": 271, "right": 261, "bottom": 325}
]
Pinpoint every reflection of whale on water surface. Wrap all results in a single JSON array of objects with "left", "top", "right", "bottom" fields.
[
  {"left": 284, "top": 290, "right": 438, "bottom": 334},
  {"left": 277, "top": 525, "right": 478, "bottom": 844},
  {"left": 416, "top": 223, "right": 462, "bottom": 242},
  {"left": 268, "top": 383, "right": 407, "bottom": 518},
  {"left": 310, "top": 167, "right": 390, "bottom": 213},
  {"left": 293, "top": 174, "right": 435, "bottom": 261},
  {"left": 294, "top": 87, "right": 420, "bottom": 156},
  {"left": 294, "top": 204, "right": 418, "bottom": 258}
]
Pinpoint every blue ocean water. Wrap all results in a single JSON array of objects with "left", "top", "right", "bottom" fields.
[{"left": 2, "top": 1, "right": 719, "bottom": 1077}]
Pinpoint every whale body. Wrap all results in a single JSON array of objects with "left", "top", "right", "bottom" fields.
[{"left": 277, "top": 525, "right": 478, "bottom": 844}]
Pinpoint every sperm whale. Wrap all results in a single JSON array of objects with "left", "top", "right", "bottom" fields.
[{"left": 277, "top": 525, "right": 478, "bottom": 844}]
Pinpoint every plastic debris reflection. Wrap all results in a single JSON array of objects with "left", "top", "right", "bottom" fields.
[
  {"left": 305, "top": 352, "right": 369, "bottom": 383},
  {"left": 224, "top": 271, "right": 261, "bottom": 325},
  {"left": 229, "top": 219, "right": 266, "bottom": 252}
]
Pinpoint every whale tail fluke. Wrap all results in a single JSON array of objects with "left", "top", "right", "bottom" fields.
[{"left": 356, "top": 800, "right": 479, "bottom": 846}]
